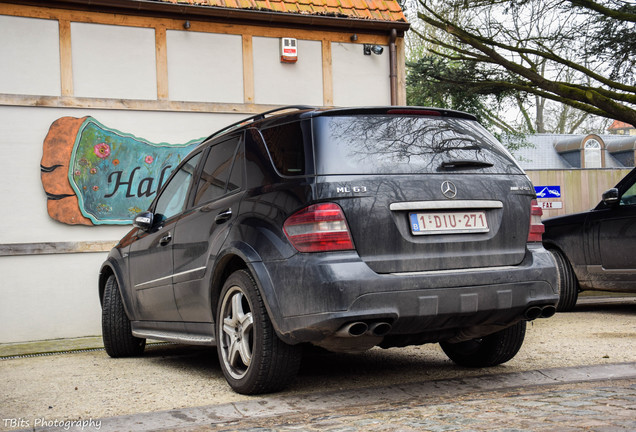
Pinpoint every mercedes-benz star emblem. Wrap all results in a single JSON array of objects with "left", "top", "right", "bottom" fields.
[{"left": 441, "top": 181, "right": 457, "bottom": 199}]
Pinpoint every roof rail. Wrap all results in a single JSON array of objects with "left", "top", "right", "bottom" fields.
[{"left": 202, "top": 105, "right": 316, "bottom": 143}]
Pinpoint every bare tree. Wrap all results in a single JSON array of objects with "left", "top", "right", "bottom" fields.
[{"left": 411, "top": 0, "right": 636, "bottom": 127}]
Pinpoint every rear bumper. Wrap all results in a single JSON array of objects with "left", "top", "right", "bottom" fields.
[{"left": 259, "top": 244, "right": 558, "bottom": 344}]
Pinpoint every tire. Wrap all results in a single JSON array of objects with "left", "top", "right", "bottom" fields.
[
  {"left": 216, "top": 270, "right": 301, "bottom": 395},
  {"left": 440, "top": 321, "right": 526, "bottom": 367},
  {"left": 102, "top": 275, "right": 146, "bottom": 357},
  {"left": 550, "top": 249, "right": 579, "bottom": 312}
]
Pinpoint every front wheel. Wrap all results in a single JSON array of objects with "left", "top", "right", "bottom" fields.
[
  {"left": 216, "top": 270, "right": 301, "bottom": 395},
  {"left": 102, "top": 275, "right": 145, "bottom": 357},
  {"left": 440, "top": 321, "right": 526, "bottom": 367}
]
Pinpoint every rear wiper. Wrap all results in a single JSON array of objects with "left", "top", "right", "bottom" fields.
[{"left": 439, "top": 160, "right": 494, "bottom": 170}]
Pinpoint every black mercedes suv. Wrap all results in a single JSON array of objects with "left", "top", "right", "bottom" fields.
[{"left": 99, "top": 106, "right": 558, "bottom": 394}]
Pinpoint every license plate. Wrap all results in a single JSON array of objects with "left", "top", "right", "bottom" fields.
[{"left": 409, "top": 211, "right": 489, "bottom": 235}]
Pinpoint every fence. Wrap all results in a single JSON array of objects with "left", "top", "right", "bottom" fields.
[{"left": 526, "top": 169, "right": 632, "bottom": 218}]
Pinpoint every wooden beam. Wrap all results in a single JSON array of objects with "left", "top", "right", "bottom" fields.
[
  {"left": 0, "top": 93, "right": 293, "bottom": 114},
  {"left": 321, "top": 40, "right": 333, "bottom": 107},
  {"left": 155, "top": 24, "right": 169, "bottom": 100},
  {"left": 242, "top": 34, "right": 254, "bottom": 104},
  {"left": 0, "top": 241, "right": 118, "bottom": 256},
  {"left": 58, "top": 19, "right": 73, "bottom": 96}
]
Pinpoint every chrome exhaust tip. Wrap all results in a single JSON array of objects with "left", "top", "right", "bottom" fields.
[
  {"left": 368, "top": 322, "right": 392, "bottom": 337},
  {"left": 335, "top": 322, "right": 369, "bottom": 338}
]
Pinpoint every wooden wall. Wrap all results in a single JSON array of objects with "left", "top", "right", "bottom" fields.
[{"left": 526, "top": 169, "right": 632, "bottom": 217}]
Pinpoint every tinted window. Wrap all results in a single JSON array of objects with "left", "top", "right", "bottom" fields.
[
  {"left": 154, "top": 152, "right": 202, "bottom": 220},
  {"left": 194, "top": 136, "right": 242, "bottom": 206},
  {"left": 260, "top": 122, "right": 306, "bottom": 176},
  {"left": 620, "top": 177, "right": 636, "bottom": 206},
  {"left": 313, "top": 115, "right": 521, "bottom": 175},
  {"left": 245, "top": 129, "right": 278, "bottom": 189}
]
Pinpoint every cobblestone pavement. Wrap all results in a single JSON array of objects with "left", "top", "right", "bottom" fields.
[
  {"left": 191, "top": 379, "right": 636, "bottom": 432},
  {"left": 32, "top": 363, "right": 630, "bottom": 432}
]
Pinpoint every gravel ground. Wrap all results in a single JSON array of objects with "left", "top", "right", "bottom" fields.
[{"left": 0, "top": 299, "right": 634, "bottom": 430}]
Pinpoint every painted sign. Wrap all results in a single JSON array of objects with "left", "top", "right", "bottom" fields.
[
  {"left": 534, "top": 185, "right": 562, "bottom": 199},
  {"left": 41, "top": 116, "right": 201, "bottom": 225},
  {"left": 538, "top": 201, "right": 563, "bottom": 210}
]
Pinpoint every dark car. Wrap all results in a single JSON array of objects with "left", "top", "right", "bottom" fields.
[
  {"left": 543, "top": 167, "right": 636, "bottom": 312},
  {"left": 98, "top": 106, "right": 558, "bottom": 394}
]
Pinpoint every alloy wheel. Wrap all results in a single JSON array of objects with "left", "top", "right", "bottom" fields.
[{"left": 218, "top": 285, "right": 254, "bottom": 380}]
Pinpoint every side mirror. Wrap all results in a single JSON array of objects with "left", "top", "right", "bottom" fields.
[
  {"left": 133, "top": 211, "right": 154, "bottom": 231},
  {"left": 602, "top": 188, "right": 620, "bottom": 206}
]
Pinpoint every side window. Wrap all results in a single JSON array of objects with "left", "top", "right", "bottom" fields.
[
  {"left": 154, "top": 152, "right": 202, "bottom": 220},
  {"left": 260, "top": 122, "right": 306, "bottom": 176},
  {"left": 245, "top": 128, "right": 278, "bottom": 189},
  {"left": 620, "top": 179, "right": 636, "bottom": 206},
  {"left": 227, "top": 141, "right": 244, "bottom": 193},
  {"left": 193, "top": 136, "right": 243, "bottom": 206}
]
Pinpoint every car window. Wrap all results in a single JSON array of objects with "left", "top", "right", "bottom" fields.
[
  {"left": 260, "top": 122, "right": 306, "bottom": 176},
  {"left": 312, "top": 115, "right": 522, "bottom": 175},
  {"left": 620, "top": 180, "right": 636, "bottom": 206},
  {"left": 193, "top": 135, "right": 242, "bottom": 206},
  {"left": 245, "top": 128, "right": 278, "bottom": 189},
  {"left": 154, "top": 152, "right": 202, "bottom": 221}
]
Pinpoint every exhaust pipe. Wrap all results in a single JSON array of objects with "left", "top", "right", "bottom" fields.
[
  {"left": 540, "top": 305, "right": 557, "bottom": 318},
  {"left": 335, "top": 322, "right": 368, "bottom": 338},
  {"left": 525, "top": 305, "right": 558, "bottom": 321},
  {"left": 524, "top": 306, "right": 542, "bottom": 321},
  {"left": 368, "top": 322, "right": 392, "bottom": 337}
]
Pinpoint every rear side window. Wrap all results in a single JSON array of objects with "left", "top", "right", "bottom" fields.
[
  {"left": 313, "top": 115, "right": 522, "bottom": 175},
  {"left": 260, "top": 122, "right": 306, "bottom": 176},
  {"left": 193, "top": 135, "right": 243, "bottom": 206}
]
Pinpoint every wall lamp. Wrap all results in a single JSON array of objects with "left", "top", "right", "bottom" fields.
[{"left": 364, "top": 44, "right": 384, "bottom": 55}]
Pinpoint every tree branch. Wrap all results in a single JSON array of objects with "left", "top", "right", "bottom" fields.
[
  {"left": 416, "top": 4, "right": 636, "bottom": 125},
  {"left": 568, "top": 0, "right": 636, "bottom": 22}
]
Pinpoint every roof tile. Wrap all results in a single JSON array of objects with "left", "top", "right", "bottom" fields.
[
  {"left": 298, "top": 3, "right": 314, "bottom": 12},
  {"left": 378, "top": 9, "right": 393, "bottom": 20},
  {"left": 358, "top": 8, "right": 372, "bottom": 18},
  {"left": 385, "top": 0, "right": 401, "bottom": 12},
  {"left": 153, "top": 0, "right": 406, "bottom": 21},
  {"left": 351, "top": 0, "right": 366, "bottom": 10},
  {"left": 375, "top": 0, "right": 389, "bottom": 11},
  {"left": 268, "top": 0, "right": 287, "bottom": 11},
  {"left": 369, "top": 9, "right": 385, "bottom": 19},
  {"left": 283, "top": 2, "right": 300, "bottom": 12}
]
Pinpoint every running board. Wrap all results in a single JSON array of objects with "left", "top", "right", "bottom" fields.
[{"left": 132, "top": 321, "right": 216, "bottom": 346}]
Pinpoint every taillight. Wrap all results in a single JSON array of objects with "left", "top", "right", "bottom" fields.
[
  {"left": 283, "top": 203, "right": 355, "bottom": 252},
  {"left": 528, "top": 199, "right": 545, "bottom": 242}
]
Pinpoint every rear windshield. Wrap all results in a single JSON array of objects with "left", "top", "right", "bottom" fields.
[{"left": 313, "top": 115, "right": 522, "bottom": 175}]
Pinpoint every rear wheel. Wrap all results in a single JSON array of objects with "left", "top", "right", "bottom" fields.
[
  {"left": 102, "top": 275, "right": 146, "bottom": 357},
  {"left": 440, "top": 321, "right": 526, "bottom": 367},
  {"left": 216, "top": 270, "right": 301, "bottom": 394},
  {"left": 550, "top": 249, "right": 579, "bottom": 312}
]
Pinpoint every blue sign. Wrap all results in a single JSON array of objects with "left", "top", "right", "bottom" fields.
[{"left": 534, "top": 185, "right": 561, "bottom": 198}]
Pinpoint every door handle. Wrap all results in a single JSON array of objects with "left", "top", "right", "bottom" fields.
[
  {"left": 215, "top": 208, "right": 232, "bottom": 224},
  {"left": 160, "top": 233, "right": 172, "bottom": 246}
]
